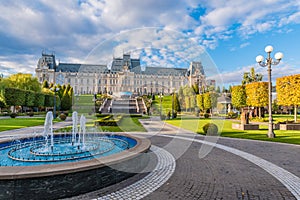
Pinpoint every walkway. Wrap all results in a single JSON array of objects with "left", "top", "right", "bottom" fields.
[{"left": 1, "top": 117, "right": 300, "bottom": 199}]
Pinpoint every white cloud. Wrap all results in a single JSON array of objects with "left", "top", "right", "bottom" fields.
[{"left": 0, "top": 0, "right": 299, "bottom": 77}]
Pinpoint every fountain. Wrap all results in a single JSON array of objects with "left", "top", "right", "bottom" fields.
[{"left": 0, "top": 111, "right": 151, "bottom": 200}]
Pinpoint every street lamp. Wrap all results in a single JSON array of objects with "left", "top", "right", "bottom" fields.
[{"left": 256, "top": 45, "right": 283, "bottom": 138}]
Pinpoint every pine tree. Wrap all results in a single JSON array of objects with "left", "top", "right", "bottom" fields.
[
  {"left": 61, "top": 89, "right": 71, "bottom": 111},
  {"left": 42, "top": 80, "right": 49, "bottom": 88}
]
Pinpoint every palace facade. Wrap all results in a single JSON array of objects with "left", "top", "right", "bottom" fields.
[{"left": 35, "top": 53, "right": 207, "bottom": 95}]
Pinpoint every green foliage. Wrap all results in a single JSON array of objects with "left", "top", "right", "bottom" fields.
[
  {"left": 210, "top": 92, "right": 218, "bottom": 108},
  {"left": 231, "top": 85, "right": 246, "bottom": 109},
  {"left": 227, "top": 111, "right": 238, "bottom": 119},
  {"left": 61, "top": 89, "right": 71, "bottom": 111},
  {"left": 44, "top": 94, "right": 54, "bottom": 107},
  {"left": 216, "top": 86, "right": 221, "bottom": 93},
  {"left": 204, "top": 113, "right": 210, "bottom": 118},
  {"left": 173, "top": 93, "right": 181, "bottom": 112},
  {"left": 25, "top": 90, "right": 35, "bottom": 107},
  {"left": 6, "top": 73, "right": 41, "bottom": 92},
  {"left": 202, "top": 123, "right": 218, "bottom": 135},
  {"left": 4, "top": 88, "right": 26, "bottom": 106},
  {"left": 242, "top": 67, "right": 263, "bottom": 85},
  {"left": 10, "top": 113, "right": 17, "bottom": 118},
  {"left": 42, "top": 80, "right": 49, "bottom": 88},
  {"left": 34, "top": 93, "right": 45, "bottom": 107},
  {"left": 59, "top": 113, "right": 67, "bottom": 121}
]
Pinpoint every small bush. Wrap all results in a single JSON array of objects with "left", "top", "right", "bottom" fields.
[
  {"left": 167, "top": 111, "right": 171, "bottom": 119},
  {"left": 59, "top": 113, "right": 67, "bottom": 121},
  {"left": 10, "top": 113, "right": 17, "bottom": 118},
  {"left": 202, "top": 123, "right": 218, "bottom": 135},
  {"left": 27, "top": 112, "right": 34, "bottom": 117},
  {"left": 172, "top": 111, "right": 177, "bottom": 119},
  {"left": 204, "top": 113, "right": 210, "bottom": 118},
  {"left": 227, "top": 111, "right": 237, "bottom": 119}
]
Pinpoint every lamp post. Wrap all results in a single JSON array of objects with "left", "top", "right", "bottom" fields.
[{"left": 256, "top": 45, "right": 283, "bottom": 138}]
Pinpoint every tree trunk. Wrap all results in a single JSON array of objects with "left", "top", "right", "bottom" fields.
[
  {"left": 294, "top": 105, "right": 297, "bottom": 123},
  {"left": 258, "top": 107, "right": 262, "bottom": 119}
]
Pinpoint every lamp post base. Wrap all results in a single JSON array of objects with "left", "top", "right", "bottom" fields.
[{"left": 268, "top": 123, "right": 276, "bottom": 138}]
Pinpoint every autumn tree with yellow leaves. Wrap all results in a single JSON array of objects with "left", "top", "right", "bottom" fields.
[
  {"left": 276, "top": 74, "right": 300, "bottom": 122},
  {"left": 245, "top": 82, "right": 268, "bottom": 118}
]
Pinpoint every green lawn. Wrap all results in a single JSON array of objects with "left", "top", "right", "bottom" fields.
[
  {"left": 57, "top": 116, "right": 147, "bottom": 133},
  {"left": 152, "top": 95, "right": 173, "bottom": 115},
  {"left": 0, "top": 118, "right": 46, "bottom": 131},
  {"left": 165, "top": 117, "right": 300, "bottom": 145}
]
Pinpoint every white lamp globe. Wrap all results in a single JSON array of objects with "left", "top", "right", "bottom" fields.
[
  {"left": 275, "top": 52, "right": 284, "bottom": 60},
  {"left": 265, "top": 45, "right": 273, "bottom": 53},
  {"left": 256, "top": 55, "right": 264, "bottom": 63}
]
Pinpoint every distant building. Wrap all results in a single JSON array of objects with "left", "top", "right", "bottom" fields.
[{"left": 35, "top": 53, "right": 207, "bottom": 95}]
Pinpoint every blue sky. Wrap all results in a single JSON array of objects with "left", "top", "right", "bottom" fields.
[{"left": 0, "top": 0, "right": 300, "bottom": 87}]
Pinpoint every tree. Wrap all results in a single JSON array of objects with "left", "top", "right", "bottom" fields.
[
  {"left": 203, "top": 92, "right": 212, "bottom": 113},
  {"left": 276, "top": 74, "right": 300, "bottom": 122},
  {"left": 4, "top": 88, "right": 26, "bottom": 112},
  {"left": 25, "top": 90, "right": 35, "bottom": 108},
  {"left": 42, "top": 80, "right": 49, "bottom": 88},
  {"left": 173, "top": 93, "right": 181, "bottom": 112},
  {"left": 61, "top": 89, "right": 71, "bottom": 111},
  {"left": 242, "top": 67, "right": 263, "bottom": 85},
  {"left": 6, "top": 73, "right": 41, "bottom": 92},
  {"left": 216, "top": 86, "right": 221, "bottom": 93},
  {"left": 192, "top": 84, "right": 199, "bottom": 94},
  {"left": 196, "top": 94, "right": 204, "bottom": 112},
  {"left": 231, "top": 85, "right": 246, "bottom": 111},
  {"left": 245, "top": 82, "right": 268, "bottom": 118},
  {"left": 222, "top": 86, "right": 226, "bottom": 93}
]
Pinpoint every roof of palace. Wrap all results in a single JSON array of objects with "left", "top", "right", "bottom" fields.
[
  {"left": 56, "top": 63, "right": 108, "bottom": 73},
  {"left": 38, "top": 53, "right": 200, "bottom": 76}
]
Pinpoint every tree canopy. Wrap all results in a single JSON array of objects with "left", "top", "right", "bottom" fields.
[{"left": 242, "top": 67, "right": 263, "bottom": 85}]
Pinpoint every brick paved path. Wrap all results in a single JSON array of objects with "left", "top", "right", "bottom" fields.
[{"left": 1, "top": 117, "right": 299, "bottom": 199}]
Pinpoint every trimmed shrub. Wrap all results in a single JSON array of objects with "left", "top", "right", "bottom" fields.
[
  {"left": 204, "top": 113, "right": 210, "bottom": 118},
  {"left": 227, "top": 111, "right": 238, "bottom": 119},
  {"left": 10, "top": 113, "right": 17, "bottom": 118},
  {"left": 172, "top": 111, "right": 177, "bottom": 119},
  {"left": 202, "top": 123, "right": 218, "bottom": 135},
  {"left": 27, "top": 112, "right": 34, "bottom": 117},
  {"left": 59, "top": 113, "right": 67, "bottom": 121}
]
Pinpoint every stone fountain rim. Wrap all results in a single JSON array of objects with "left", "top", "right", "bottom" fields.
[{"left": 0, "top": 133, "right": 151, "bottom": 180}]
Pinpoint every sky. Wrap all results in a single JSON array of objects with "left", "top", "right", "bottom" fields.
[{"left": 0, "top": 0, "right": 300, "bottom": 87}]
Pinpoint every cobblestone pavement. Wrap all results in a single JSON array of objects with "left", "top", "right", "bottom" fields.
[{"left": 2, "top": 117, "right": 300, "bottom": 199}]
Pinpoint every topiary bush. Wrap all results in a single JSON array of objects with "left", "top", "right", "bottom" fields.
[
  {"left": 227, "top": 111, "right": 237, "bottom": 119},
  {"left": 27, "top": 112, "right": 34, "bottom": 117},
  {"left": 59, "top": 113, "right": 67, "bottom": 121},
  {"left": 10, "top": 113, "right": 17, "bottom": 118},
  {"left": 204, "top": 113, "right": 210, "bottom": 118},
  {"left": 202, "top": 123, "right": 218, "bottom": 135}
]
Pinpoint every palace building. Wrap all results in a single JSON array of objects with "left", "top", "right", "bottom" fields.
[{"left": 35, "top": 53, "right": 207, "bottom": 95}]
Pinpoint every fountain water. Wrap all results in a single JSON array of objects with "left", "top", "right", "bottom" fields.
[
  {"left": 0, "top": 111, "right": 150, "bottom": 200},
  {"left": 43, "top": 111, "right": 54, "bottom": 151},
  {"left": 72, "top": 111, "right": 78, "bottom": 146}
]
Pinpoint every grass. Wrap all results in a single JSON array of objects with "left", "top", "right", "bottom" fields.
[
  {"left": 56, "top": 115, "right": 147, "bottom": 133},
  {"left": 152, "top": 95, "right": 173, "bottom": 115},
  {"left": 0, "top": 118, "right": 53, "bottom": 132},
  {"left": 165, "top": 117, "right": 300, "bottom": 145}
]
